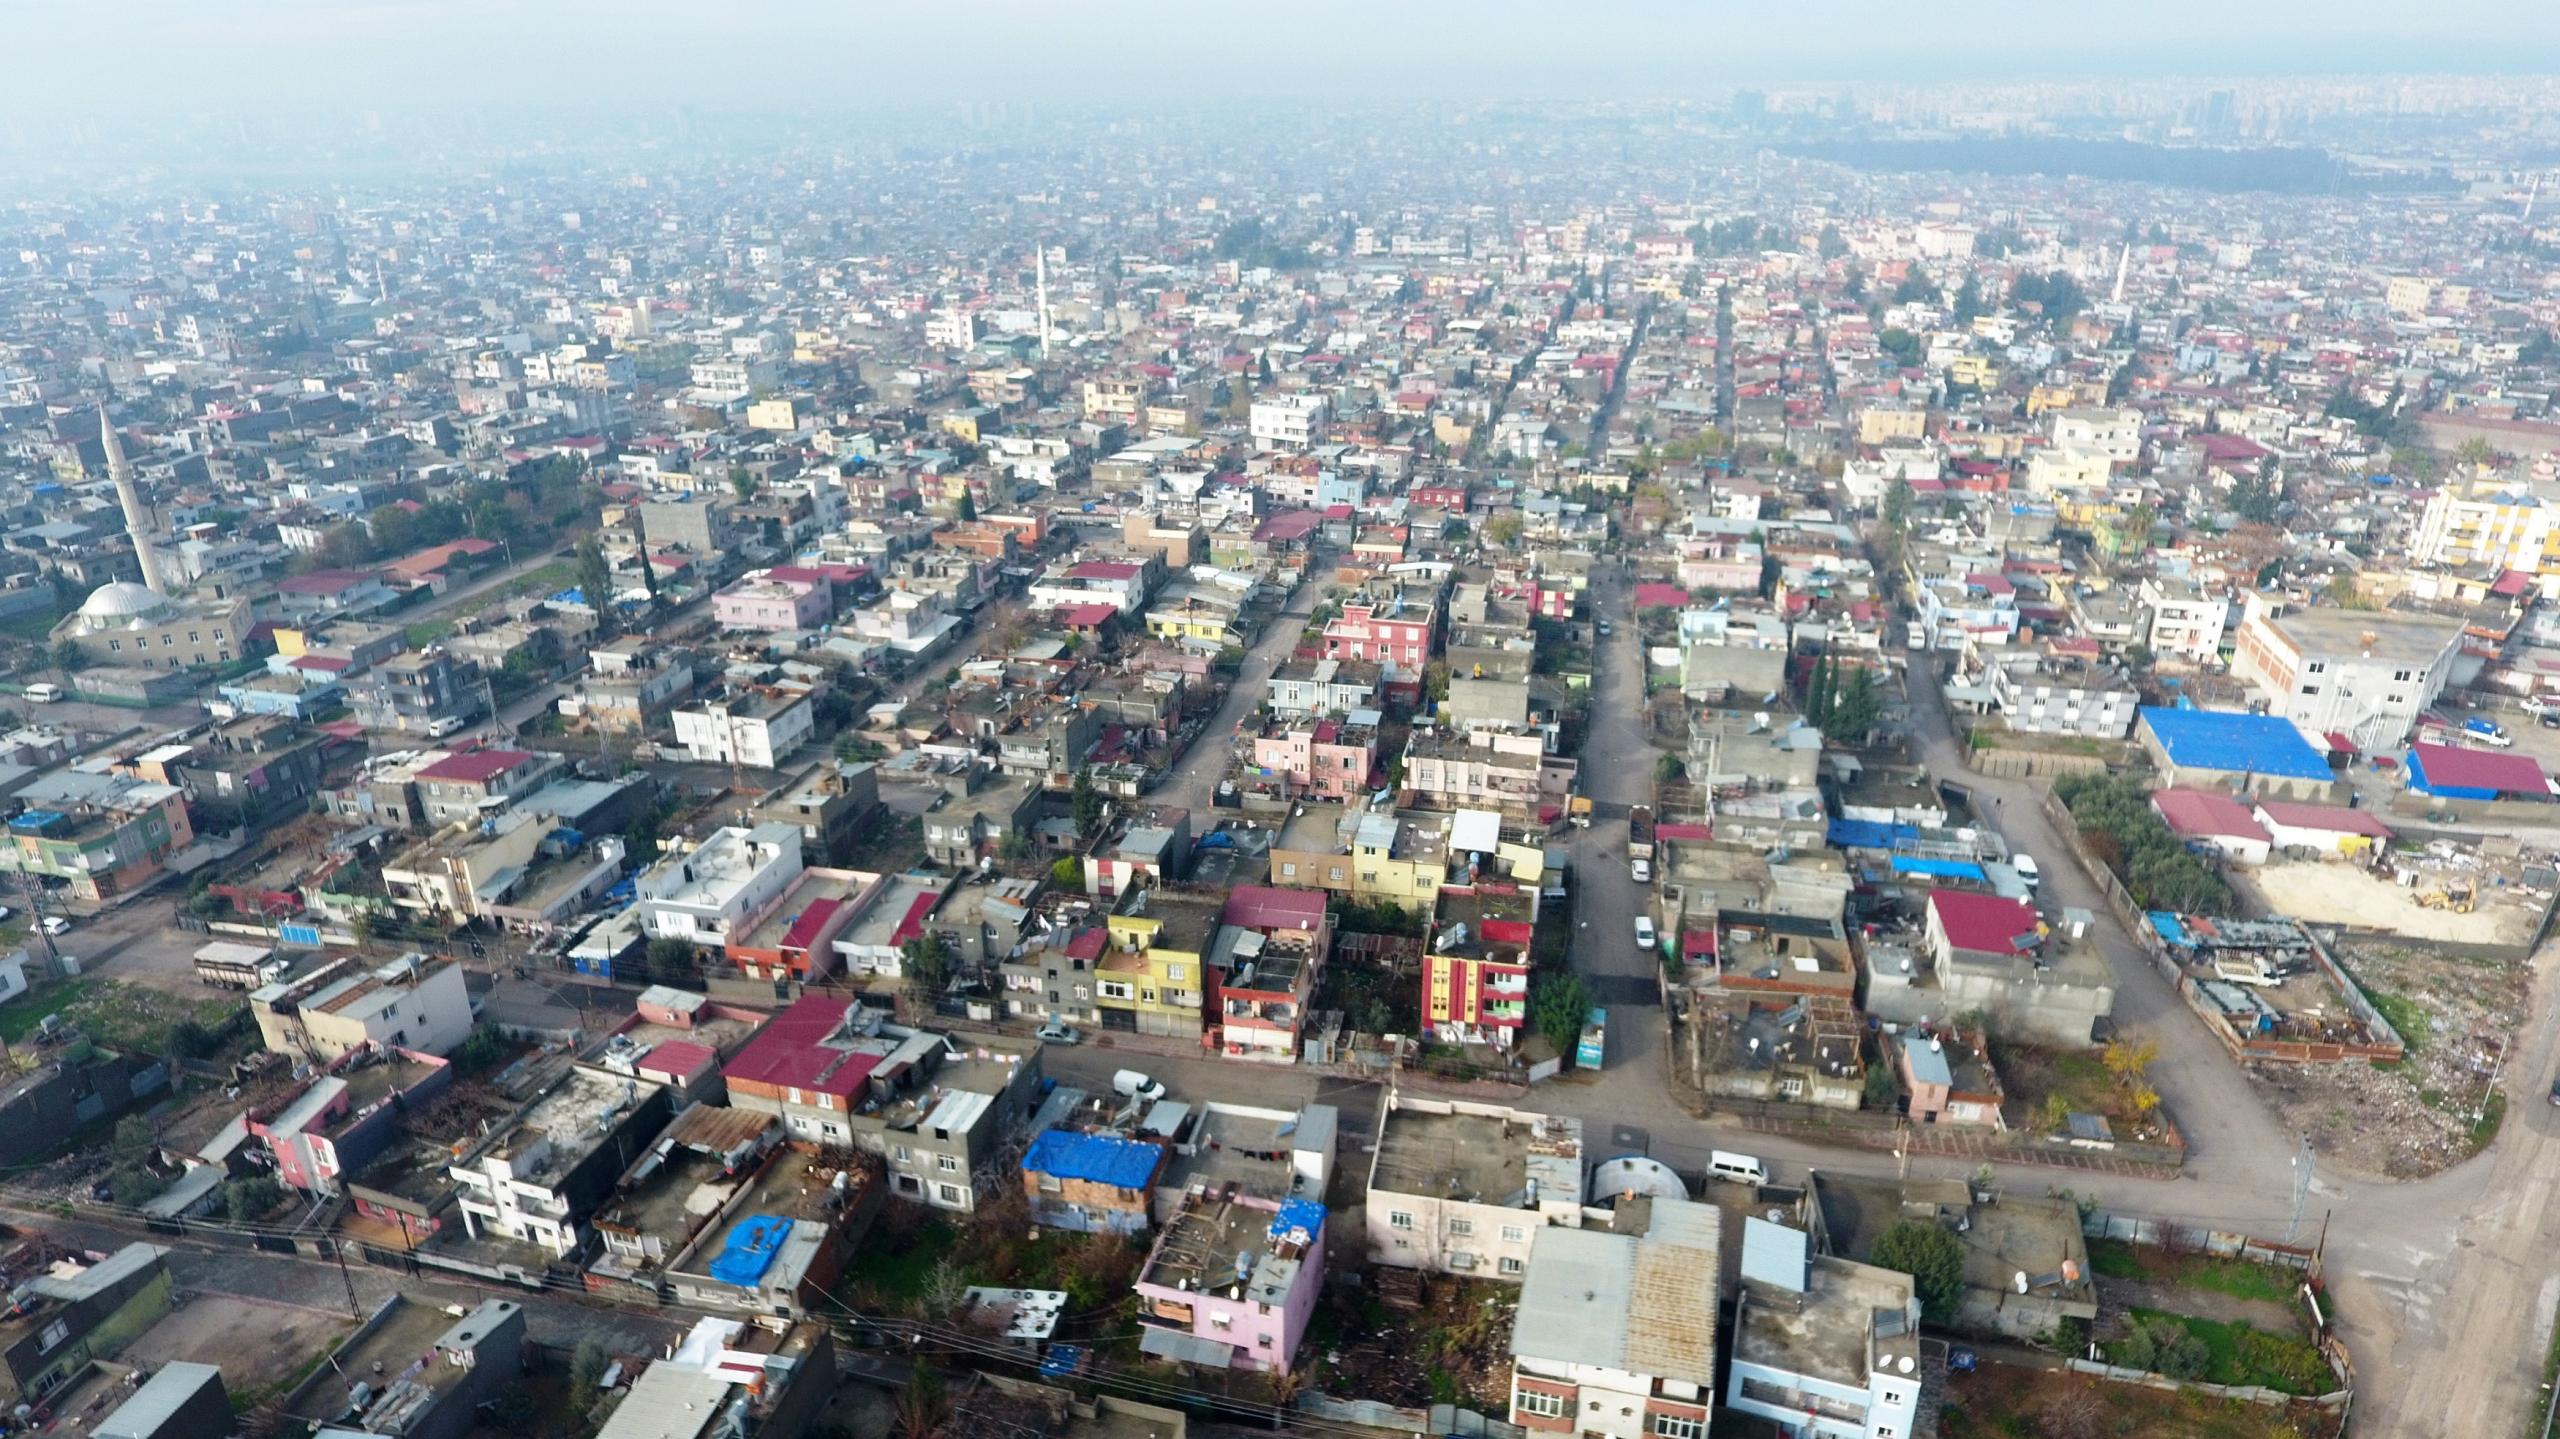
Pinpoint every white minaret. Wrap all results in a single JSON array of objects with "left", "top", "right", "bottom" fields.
[
  {"left": 100, "top": 407, "right": 170, "bottom": 596},
  {"left": 1034, "top": 244, "right": 1053, "bottom": 360},
  {"left": 2110, "top": 243, "right": 2131, "bottom": 306}
]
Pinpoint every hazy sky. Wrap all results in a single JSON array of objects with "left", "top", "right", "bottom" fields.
[{"left": 9, "top": 0, "right": 2558, "bottom": 129}]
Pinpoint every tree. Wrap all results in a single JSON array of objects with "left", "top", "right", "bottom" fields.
[
  {"left": 1870, "top": 1219, "right": 1967, "bottom": 1324},
  {"left": 575, "top": 535, "right": 617, "bottom": 637},
  {"left": 1484, "top": 513, "right": 1525, "bottom": 548},
  {"left": 1071, "top": 768, "right": 1105, "bottom": 837},
  {"left": 1876, "top": 328, "right": 1924, "bottom": 367},
  {"left": 1049, "top": 856, "right": 1082, "bottom": 890},
  {"left": 2455, "top": 437, "right": 2499, "bottom": 470},
  {"left": 902, "top": 931, "right": 955, "bottom": 993},
  {"left": 1531, "top": 970, "right": 1591, "bottom": 1054},
  {"left": 1655, "top": 753, "right": 1685, "bottom": 783},
  {"left": 644, "top": 937, "right": 699, "bottom": 987},
  {"left": 1882, "top": 477, "right": 1912, "bottom": 530},
  {"left": 730, "top": 467, "right": 758, "bottom": 502},
  {"left": 568, "top": 1341, "right": 612, "bottom": 1417},
  {"left": 113, "top": 1114, "right": 156, "bottom": 1156},
  {"left": 1825, "top": 666, "right": 1882, "bottom": 744},
  {"left": 51, "top": 638, "right": 89, "bottom": 675},
  {"left": 2101, "top": 1037, "right": 2158, "bottom": 1092},
  {"left": 1817, "top": 223, "right": 1849, "bottom": 260},
  {"left": 956, "top": 490, "right": 978, "bottom": 522},
  {"left": 349, "top": 910, "right": 378, "bottom": 951},
  {"left": 891, "top": 1365, "right": 950, "bottom": 1439},
  {"left": 2228, "top": 475, "right": 2280, "bottom": 524},
  {"left": 1952, "top": 276, "right": 1985, "bottom": 324},
  {"left": 222, "top": 1175, "right": 284, "bottom": 1223}
]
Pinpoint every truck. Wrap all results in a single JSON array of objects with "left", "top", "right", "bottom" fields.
[
  {"left": 1577, "top": 1008, "right": 1607, "bottom": 1070},
  {"left": 2465, "top": 716, "right": 2513, "bottom": 747},
  {"left": 1628, "top": 805, "right": 1656, "bottom": 863},
  {"left": 194, "top": 940, "right": 288, "bottom": 991}
]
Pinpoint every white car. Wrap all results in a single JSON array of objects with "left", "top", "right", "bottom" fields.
[
  {"left": 39, "top": 916, "right": 70, "bottom": 936},
  {"left": 0, "top": 906, "right": 13, "bottom": 924},
  {"left": 1631, "top": 858, "right": 1652, "bottom": 884},
  {"left": 1634, "top": 916, "right": 1657, "bottom": 951},
  {"left": 1034, "top": 1021, "right": 1081, "bottom": 1045}
]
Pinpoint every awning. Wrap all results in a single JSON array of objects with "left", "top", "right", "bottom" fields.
[{"left": 1138, "top": 1326, "right": 1238, "bottom": 1367}]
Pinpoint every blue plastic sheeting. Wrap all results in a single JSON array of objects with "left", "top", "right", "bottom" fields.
[
  {"left": 1267, "top": 1197, "right": 1327, "bottom": 1247},
  {"left": 707, "top": 1215, "right": 794, "bottom": 1287},
  {"left": 1828, "top": 819, "right": 1920, "bottom": 850},
  {"left": 2148, "top": 912, "right": 2194, "bottom": 947},
  {"left": 1889, "top": 856, "right": 1985, "bottom": 880},
  {"left": 1022, "top": 1129, "right": 1163, "bottom": 1191},
  {"left": 2137, "top": 707, "right": 2332, "bottom": 781}
]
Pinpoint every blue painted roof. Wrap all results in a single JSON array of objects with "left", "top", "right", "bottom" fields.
[
  {"left": 1268, "top": 1197, "right": 1327, "bottom": 1246},
  {"left": 1828, "top": 818, "right": 1921, "bottom": 850},
  {"left": 1022, "top": 1129, "right": 1162, "bottom": 1190},
  {"left": 2137, "top": 707, "right": 2332, "bottom": 782},
  {"left": 1890, "top": 856, "right": 1986, "bottom": 880}
]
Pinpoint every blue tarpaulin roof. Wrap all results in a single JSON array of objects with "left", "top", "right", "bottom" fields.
[
  {"left": 1267, "top": 1197, "right": 1327, "bottom": 1247},
  {"left": 1022, "top": 1130, "right": 1162, "bottom": 1190},
  {"left": 2149, "top": 912, "right": 2194, "bottom": 947},
  {"left": 1828, "top": 818, "right": 1921, "bottom": 850},
  {"left": 1889, "top": 856, "right": 1986, "bottom": 880},
  {"left": 2137, "top": 707, "right": 2333, "bottom": 782},
  {"left": 706, "top": 1215, "right": 794, "bottom": 1287}
]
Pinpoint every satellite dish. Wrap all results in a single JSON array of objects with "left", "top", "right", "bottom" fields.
[
  {"left": 2014, "top": 1271, "right": 2031, "bottom": 1294},
  {"left": 1897, "top": 1356, "right": 1916, "bottom": 1375}
]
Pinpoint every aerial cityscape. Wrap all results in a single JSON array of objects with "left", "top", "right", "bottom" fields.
[{"left": 0, "top": 5, "right": 2557, "bottom": 1439}]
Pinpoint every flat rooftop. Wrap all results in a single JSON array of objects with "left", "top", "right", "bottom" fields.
[
  {"left": 1370, "top": 1103, "right": 1580, "bottom": 1207},
  {"left": 2263, "top": 605, "right": 2465, "bottom": 657},
  {"left": 287, "top": 1299, "right": 474, "bottom": 1426},
  {"left": 737, "top": 870, "right": 880, "bottom": 950},
  {"left": 484, "top": 1069, "right": 662, "bottom": 1187},
  {"left": 1736, "top": 1255, "right": 1916, "bottom": 1387},
  {"left": 1140, "top": 1199, "right": 1307, "bottom": 1309},
  {"left": 840, "top": 873, "right": 944, "bottom": 949}
]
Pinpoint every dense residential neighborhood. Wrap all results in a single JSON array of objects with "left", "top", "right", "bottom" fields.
[{"left": 0, "top": 26, "right": 2558, "bottom": 1439}]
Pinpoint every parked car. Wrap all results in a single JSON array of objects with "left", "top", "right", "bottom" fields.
[
  {"left": 0, "top": 906, "right": 14, "bottom": 924},
  {"left": 1630, "top": 857, "right": 1652, "bottom": 884},
  {"left": 1948, "top": 1347, "right": 1979, "bottom": 1374},
  {"left": 2540, "top": 712, "right": 2560, "bottom": 730},
  {"left": 1112, "top": 1069, "right": 1167, "bottom": 1103},
  {"left": 2013, "top": 854, "right": 2042, "bottom": 889},
  {"left": 1034, "top": 1021, "right": 1081, "bottom": 1045},
  {"left": 39, "top": 916, "right": 69, "bottom": 936},
  {"left": 1634, "top": 915, "right": 1657, "bottom": 951}
]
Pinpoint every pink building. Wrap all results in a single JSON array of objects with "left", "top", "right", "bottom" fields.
[
  {"left": 1324, "top": 598, "right": 1436, "bottom": 678},
  {"left": 1249, "top": 718, "right": 1379, "bottom": 801},
  {"left": 714, "top": 570, "right": 833, "bottom": 632},
  {"left": 248, "top": 1048, "right": 453, "bottom": 1193},
  {"left": 1135, "top": 1195, "right": 1325, "bottom": 1373}
]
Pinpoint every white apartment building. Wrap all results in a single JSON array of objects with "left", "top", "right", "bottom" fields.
[
  {"left": 636, "top": 823, "right": 806, "bottom": 944},
  {"left": 451, "top": 1068, "right": 672, "bottom": 1256},
  {"left": 1365, "top": 1095, "right": 1584, "bottom": 1279},
  {"left": 1727, "top": 1219, "right": 1923, "bottom": 1439},
  {"left": 925, "top": 308, "right": 981, "bottom": 349},
  {"left": 2137, "top": 577, "right": 2230, "bottom": 662},
  {"left": 1250, "top": 394, "right": 1329, "bottom": 449},
  {"left": 2048, "top": 407, "right": 2142, "bottom": 466},
  {"left": 672, "top": 691, "right": 815, "bottom": 769},
  {"left": 2410, "top": 482, "right": 2560, "bottom": 590},
  {"left": 250, "top": 954, "right": 475, "bottom": 1062},
  {"left": 1508, "top": 1199, "right": 1721, "bottom": 1439},
  {"left": 2229, "top": 595, "right": 2467, "bottom": 752}
]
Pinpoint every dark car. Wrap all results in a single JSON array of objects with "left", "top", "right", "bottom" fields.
[
  {"left": 1948, "top": 1346, "right": 1979, "bottom": 1373},
  {"left": 2549, "top": 1075, "right": 2560, "bottom": 1106},
  {"left": 2540, "top": 712, "right": 2560, "bottom": 729}
]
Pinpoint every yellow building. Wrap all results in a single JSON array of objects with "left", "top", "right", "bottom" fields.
[
  {"left": 1948, "top": 355, "right": 1998, "bottom": 390},
  {"left": 1099, "top": 903, "right": 1211, "bottom": 1039},
  {"left": 1144, "top": 604, "right": 1242, "bottom": 647},
  {"left": 745, "top": 398, "right": 804, "bottom": 432}
]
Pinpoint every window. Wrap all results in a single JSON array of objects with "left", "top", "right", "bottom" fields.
[
  {"left": 1280, "top": 862, "right": 1298, "bottom": 878},
  {"left": 936, "top": 1183, "right": 964, "bottom": 1204},
  {"left": 935, "top": 1154, "right": 960, "bottom": 1173},
  {"left": 1388, "top": 1211, "right": 1416, "bottom": 1230},
  {"left": 2307, "top": 662, "right": 2326, "bottom": 674},
  {"left": 1165, "top": 965, "right": 1185, "bottom": 983},
  {"left": 2300, "top": 684, "right": 2320, "bottom": 695},
  {"left": 188, "top": 631, "right": 199, "bottom": 644},
  {"left": 107, "top": 639, "right": 120, "bottom": 652},
  {"left": 1499, "top": 1256, "right": 1525, "bottom": 1276},
  {"left": 1515, "top": 1391, "right": 1567, "bottom": 1420},
  {"left": 1650, "top": 1415, "right": 1704, "bottom": 1439},
  {"left": 892, "top": 1145, "right": 911, "bottom": 1163},
  {"left": 1449, "top": 1252, "right": 1475, "bottom": 1270},
  {"left": 1448, "top": 1218, "right": 1473, "bottom": 1236},
  {"left": 2394, "top": 669, "right": 2413, "bottom": 682},
  {"left": 1256, "top": 1333, "right": 1273, "bottom": 1348},
  {"left": 1099, "top": 979, "right": 1135, "bottom": 1000},
  {"left": 1501, "top": 1225, "right": 1526, "bottom": 1243}
]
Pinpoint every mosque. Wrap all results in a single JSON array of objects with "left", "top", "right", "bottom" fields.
[{"left": 50, "top": 407, "right": 254, "bottom": 671}]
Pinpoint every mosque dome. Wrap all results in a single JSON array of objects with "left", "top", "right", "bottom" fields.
[{"left": 76, "top": 581, "right": 170, "bottom": 627}]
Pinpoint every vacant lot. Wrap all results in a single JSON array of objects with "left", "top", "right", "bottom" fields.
[
  {"left": 2250, "top": 940, "right": 2526, "bottom": 1180},
  {"left": 127, "top": 1295, "right": 354, "bottom": 1405},
  {"left": 0, "top": 975, "right": 242, "bottom": 1053},
  {"left": 1943, "top": 1360, "right": 2341, "bottom": 1439}
]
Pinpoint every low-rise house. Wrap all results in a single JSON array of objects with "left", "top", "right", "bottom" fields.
[
  {"left": 1210, "top": 886, "right": 1329, "bottom": 1064},
  {"left": 1924, "top": 889, "right": 2115, "bottom": 1046},
  {"left": 1134, "top": 1195, "right": 1326, "bottom": 1374},
  {"left": 450, "top": 1068, "right": 678, "bottom": 1257},
  {"left": 921, "top": 770, "right": 1041, "bottom": 865},
  {"left": 413, "top": 746, "right": 565, "bottom": 828},
  {"left": 1725, "top": 1220, "right": 1924, "bottom": 1439},
  {"left": 636, "top": 823, "right": 806, "bottom": 946},
  {"left": 714, "top": 569, "right": 833, "bottom": 632},
  {"left": 2151, "top": 788, "right": 2274, "bottom": 865},
  {"left": 251, "top": 954, "right": 475, "bottom": 1062},
  {"left": 249, "top": 1047, "right": 454, "bottom": 1194},
  {"left": 1266, "top": 656, "right": 1382, "bottom": 717},
  {"left": 672, "top": 687, "right": 816, "bottom": 769},
  {"left": 751, "top": 761, "right": 881, "bottom": 865},
  {"left": 1896, "top": 1030, "right": 2006, "bottom": 1128},
  {"left": 1365, "top": 1095, "right": 1584, "bottom": 1278},
  {"left": 661, "top": 1144, "right": 885, "bottom": 1320},
  {"left": 1022, "top": 1129, "right": 1171, "bottom": 1235},
  {"left": 593, "top": 1319, "right": 836, "bottom": 1439},
  {"left": 1097, "top": 890, "right": 1216, "bottom": 1038},
  {"left": 723, "top": 997, "right": 1043, "bottom": 1214},
  {"left": 718, "top": 867, "right": 887, "bottom": 983},
  {"left": 349, "top": 647, "right": 486, "bottom": 736},
  {"left": 1508, "top": 1199, "right": 1721, "bottom": 1439},
  {"left": 92, "top": 1361, "right": 229, "bottom": 1439},
  {"left": 0, "top": 769, "right": 195, "bottom": 901},
  {"left": 285, "top": 1299, "right": 522, "bottom": 1439},
  {"left": 0, "top": 1244, "right": 172, "bottom": 1406}
]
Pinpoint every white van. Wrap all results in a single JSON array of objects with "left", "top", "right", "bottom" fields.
[
  {"left": 1707, "top": 1150, "right": 1768, "bottom": 1186},
  {"left": 22, "top": 683, "right": 61, "bottom": 704},
  {"left": 1633, "top": 915, "right": 1657, "bottom": 951},
  {"left": 2013, "top": 854, "right": 2041, "bottom": 889},
  {"left": 1112, "top": 1069, "right": 1168, "bottom": 1104}
]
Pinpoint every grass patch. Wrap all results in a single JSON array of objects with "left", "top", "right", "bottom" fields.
[
  {"left": 2085, "top": 1238, "right": 2299, "bottom": 1306},
  {"left": 404, "top": 619, "right": 455, "bottom": 647},
  {"left": 843, "top": 1216, "right": 956, "bottom": 1303},
  {"left": 2362, "top": 988, "right": 2430, "bottom": 1053},
  {"left": 2473, "top": 1089, "right": 2507, "bottom": 1148},
  {"left": 0, "top": 607, "right": 73, "bottom": 642},
  {"left": 2117, "top": 1308, "right": 2333, "bottom": 1394},
  {"left": 2086, "top": 1236, "right": 2142, "bottom": 1280},
  {"left": 1944, "top": 1359, "right": 2320, "bottom": 1439},
  {"left": 0, "top": 977, "right": 242, "bottom": 1053}
]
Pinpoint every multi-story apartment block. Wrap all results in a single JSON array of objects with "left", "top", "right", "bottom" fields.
[
  {"left": 1726, "top": 1220, "right": 1923, "bottom": 1439},
  {"left": 2137, "top": 577, "right": 2230, "bottom": 662},
  {"left": 2229, "top": 595, "right": 2466, "bottom": 753},
  {"left": 1134, "top": 1195, "right": 1326, "bottom": 1374},
  {"left": 714, "top": 570, "right": 833, "bottom": 632},
  {"left": 349, "top": 647, "right": 486, "bottom": 736},
  {"left": 1323, "top": 595, "right": 1436, "bottom": 680},
  {"left": 0, "top": 769, "right": 195, "bottom": 900},
  {"left": 1248, "top": 716, "right": 1381, "bottom": 801},
  {"left": 1210, "top": 887, "right": 1329, "bottom": 1064},
  {"left": 1366, "top": 1095, "right": 1585, "bottom": 1278},
  {"left": 1249, "top": 394, "right": 1329, "bottom": 449},
  {"left": 636, "top": 824, "right": 806, "bottom": 946},
  {"left": 1098, "top": 891, "right": 1216, "bottom": 1039},
  {"left": 672, "top": 689, "right": 815, "bottom": 769},
  {"left": 451, "top": 1068, "right": 678, "bottom": 1257},
  {"left": 1509, "top": 1199, "right": 1722, "bottom": 1439},
  {"left": 251, "top": 954, "right": 476, "bottom": 1062}
]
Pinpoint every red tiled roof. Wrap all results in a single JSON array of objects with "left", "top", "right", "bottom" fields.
[
  {"left": 639, "top": 1040, "right": 719, "bottom": 1081},
  {"left": 2150, "top": 788, "right": 2271, "bottom": 843},
  {"left": 416, "top": 748, "right": 534, "bottom": 783},
  {"left": 889, "top": 889, "right": 944, "bottom": 947},
  {"left": 1222, "top": 885, "right": 1326, "bottom": 932},
  {"left": 275, "top": 569, "right": 381, "bottom": 596},
  {"left": 1929, "top": 889, "right": 2041, "bottom": 955},
  {"left": 2252, "top": 799, "right": 2394, "bottom": 840},
  {"left": 1065, "top": 928, "right": 1107, "bottom": 961},
  {"left": 724, "top": 995, "right": 879, "bottom": 1097},
  {"left": 1052, "top": 602, "right": 1121, "bottom": 628},
  {"left": 2410, "top": 741, "right": 2550, "bottom": 794},
  {"left": 1632, "top": 583, "right": 1691, "bottom": 610}
]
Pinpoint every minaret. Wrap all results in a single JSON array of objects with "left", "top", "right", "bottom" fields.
[
  {"left": 1034, "top": 244, "right": 1053, "bottom": 361},
  {"left": 2110, "top": 243, "right": 2131, "bottom": 306},
  {"left": 100, "top": 407, "right": 170, "bottom": 596}
]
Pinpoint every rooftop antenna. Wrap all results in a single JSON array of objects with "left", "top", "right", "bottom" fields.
[{"left": 1034, "top": 244, "right": 1053, "bottom": 361}]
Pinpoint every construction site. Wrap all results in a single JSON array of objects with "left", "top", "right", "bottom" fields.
[{"left": 2239, "top": 837, "right": 2557, "bottom": 953}]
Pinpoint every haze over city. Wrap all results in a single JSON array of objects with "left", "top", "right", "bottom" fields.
[{"left": 0, "top": 7, "right": 2554, "bottom": 1439}]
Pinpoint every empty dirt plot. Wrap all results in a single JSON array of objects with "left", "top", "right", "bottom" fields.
[
  {"left": 126, "top": 1294, "right": 354, "bottom": 1404},
  {"left": 2248, "top": 941, "right": 2528, "bottom": 1180},
  {"left": 2244, "top": 860, "right": 2542, "bottom": 949}
]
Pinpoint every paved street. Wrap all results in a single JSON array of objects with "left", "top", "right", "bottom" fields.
[{"left": 1151, "top": 559, "right": 1326, "bottom": 814}]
